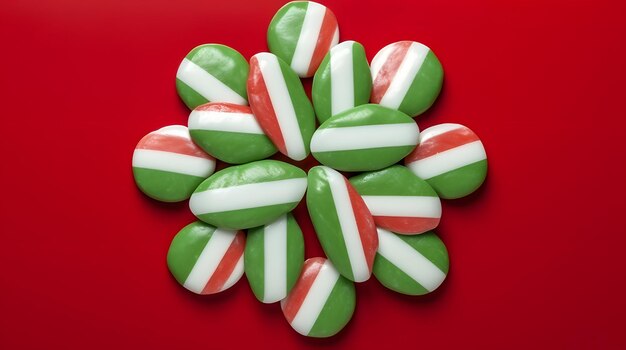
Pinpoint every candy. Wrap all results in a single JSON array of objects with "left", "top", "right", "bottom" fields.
[
  {"left": 132, "top": 125, "right": 216, "bottom": 202},
  {"left": 267, "top": 1, "right": 339, "bottom": 78},
  {"left": 405, "top": 123, "right": 487, "bottom": 199},
  {"left": 371, "top": 41, "right": 443, "bottom": 117},
  {"left": 310, "top": 104, "right": 419, "bottom": 171},
  {"left": 306, "top": 166, "right": 378, "bottom": 282},
  {"left": 349, "top": 165, "right": 441, "bottom": 234},
  {"left": 189, "top": 160, "right": 307, "bottom": 229},
  {"left": 312, "top": 40, "right": 372, "bottom": 123},
  {"left": 374, "top": 228, "right": 448, "bottom": 295},
  {"left": 167, "top": 221, "right": 245, "bottom": 295},
  {"left": 248, "top": 52, "right": 316, "bottom": 161},
  {"left": 281, "top": 257, "right": 355, "bottom": 338},
  {"left": 176, "top": 44, "right": 249, "bottom": 110},
  {"left": 245, "top": 213, "right": 304, "bottom": 303},
  {"left": 188, "top": 102, "right": 277, "bottom": 164}
]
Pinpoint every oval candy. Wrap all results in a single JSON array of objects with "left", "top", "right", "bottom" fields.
[
  {"left": 132, "top": 125, "right": 216, "bottom": 202},
  {"left": 189, "top": 160, "right": 307, "bottom": 229},
  {"left": 281, "top": 257, "right": 355, "bottom": 338},
  {"left": 188, "top": 102, "right": 277, "bottom": 164},
  {"left": 176, "top": 44, "right": 249, "bottom": 110},
  {"left": 374, "top": 228, "right": 448, "bottom": 296},
  {"left": 405, "top": 123, "right": 487, "bottom": 199},
  {"left": 310, "top": 104, "right": 419, "bottom": 171},
  {"left": 306, "top": 166, "right": 378, "bottom": 282},
  {"left": 167, "top": 221, "right": 245, "bottom": 295},
  {"left": 371, "top": 41, "right": 443, "bottom": 117},
  {"left": 268, "top": 1, "right": 339, "bottom": 78},
  {"left": 312, "top": 40, "right": 372, "bottom": 124},
  {"left": 248, "top": 52, "right": 316, "bottom": 161},
  {"left": 245, "top": 213, "right": 305, "bottom": 304},
  {"left": 349, "top": 165, "right": 441, "bottom": 234}
]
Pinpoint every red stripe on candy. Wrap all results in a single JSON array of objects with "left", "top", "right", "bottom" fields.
[
  {"left": 374, "top": 216, "right": 441, "bottom": 235},
  {"left": 405, "top": 127, "right": 480, "bottom": 163},
  {"left": 136, "top": 133, "right": 212, "bottom": 158},
  {"left": 202, "top": 231, "right": 245, "bottom": 294},
  {"left": 282, "top": 258, "right": 325, "bottom": 323},
  {"left": 344, "top": 179, "right": 378, "bottom": 271},
  {"left": 194, "top": 102, "right": 253, "bottom": 115},
  {"left": 371, "top": 41, "right": 412, "bottom": 104},
  {"left": 306, "top": 8, "right": 338, "bottom": 77}
]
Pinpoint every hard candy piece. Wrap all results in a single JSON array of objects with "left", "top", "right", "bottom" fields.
[
  {"left": 306, "top": 166, "right": 378, "bottom": 282},
  {"left": 267, "top": 1, "right": 339, "bottom": 78},
  {"left": 132, "top": 125, "right": 216, "bottom": 202},
  {"left": 188, "top": 102, "right": 277, "bottom": 164},
  {"left": 349, "top": 165, "right": 441, "bottom": 234},
  {"left": 248, "top": 53, "right": 316, "bottom": 161},
  {"left": 374, "top": 228, "right": 448, "bottom": 295},
  {"left": 371, "top": 41, "right": 443, "bottom": 117},
  {"left": 281, "top": 257, "right": 355, "bottom": 338},
  {"left": 189, "top": 160, "right": 307, "bottom": 229},
  {"left": 176, "top": 44, "right": 249, "bottom": 110},
  {"left": 167, "top": 221, "right": 245, "bottom": 295},
  {"left": 405, "top": 123, "right": 487, "bottom": 199},
  {"left": 312, "top": 40, "right": 372, "bottom": 123},
  {"left": 245, "top": 213, "right": 304, "bottom": 303},
  {"left": 310, "top": 104, "right": 419, "bottom": 171}
]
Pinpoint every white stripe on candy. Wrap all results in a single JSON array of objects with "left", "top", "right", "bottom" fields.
[
  {"left": 290, "top": 260, "right": 340, "bottom": 336},
  {"left": 325, "top": 168, "right": 370, "bottom": 282},
  {"left": 379, "top": 43, "right": 429, "bottom": 109},
  {"left": 407, "top": 141, "right": 486, "bottom": 179},
  {"left": 188, "top": 110, "right": 265, "bottom": 134},
  {"left": 257, "top": 53, "right": 307, "bottom": 160},
  {"left": 177, "top": 58, "right": 248, "bottom": 105},
  {"left": 311, "top": 123, "right": 419, "bottom": 152},
  {"left": 330, "top": 41, "right": 355, "bottom": 116},
  {"left": 362, "top": 196, "right": 441, "bottom": 218},
  {"left": 377, "top": 228, "right": 446, "bottom": 292},
  {"left": 154, "top": 125, "right": 190, "bottom": 138},
  {"left": 132, "top": 149, "right": 215, "bottom": 177},
  {"left": 370, "top": 43, "right": 394, "bottom": 81},
  {"left": 190, "top": 178, "right": 307, "bottom": 214},
  {"left": 419, "top": 123, "right": 462, "bottom": 142},
  {"left": 290, "top": 1, "right": 326, "bottom": 76},
  {"left": 263, "top": 215, "right": 288, "bottom": 303},
  {"left": 184, "top": 228, "right": 237, "bottom": 293},
  {"left": 220, "top": 255, "right": 244, "bottom": 292}
]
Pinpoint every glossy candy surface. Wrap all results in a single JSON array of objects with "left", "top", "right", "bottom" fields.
[
  {"left": 281, "top": 257, "right": 355, "bottom": 338},
  {"left": 405, "top": 123, "right": 487, "bottom": 199},
  {"left": 247, "top": 52, "right": 316, "bottom": 161},
  {"left": 167, "top": 221, "right": 245, "bottom": 295},
  {"left": 373, "top": 228, "right": 448, "bottom": 295},
  {"left": 310, "top": 104, "right": 419, "bottom": 171},
  {"left": 312, "top": 40, "right": 372, "bottom": 123},
  {"left": 371, "top": 41, "right": 443, "bottom": 117},
  {"left": 132, "top": 125, "right": 216, "bottom": 202},
  {"left": 188, "top": 102, "right": 277, "bottom": 164},
  {"left": 176, "top": 44, "right": 249, "bottom": 110},
  {"left": 189, "top": 160, "right": 307, "bottom": 229},
  {"left": 306, "top": 166, "right": 378, "bottom": 282},
  {"left": 268, "top": 1, "right": 339, "bottom": 78},
  {"left": 245, "top": 213, "right": 305, "bottom": 304}
]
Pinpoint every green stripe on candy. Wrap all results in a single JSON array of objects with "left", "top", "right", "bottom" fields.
[
  {"left": 267, "top": 1, "right": 307, "bottom": 66},
  {"left": 317, "top": 104, "right": 413, "bottom": 129},
  {"left": 351, "top": 42, "right": 372, "bottom": 109},
  {"left": 313, "top": 147, "right": 416, "bottom": 173},
  {"left": 308, "top": 275, "right": 356, "bottom": 338},
  {"left": 189, "top": 129, "right": 277, "bottom": 164},
  {"left": 349, "top": 165, "right": 438, "bottom": 197},
  {"left": 398, "top": 50, "right": 443, "bottom": 117},
  {"left": 133, "top": 167, "right": 205, "bottom": 202},
  {"left": 195, "top": 160, "right": 305, "bottom": 191},
  {"left": 167, "top": 222, "right": 216, "bottom": 285},
  {"left": 196, "top": 203, "right": 298, "bottom": 231},
  {"left": 312, "top": 53, "right": 332, "bottom": 123},
  {"left": 425, "top": 159, "right": 488, "bottom": 199},
  {"left": 244, "top": 224, "right": 265, "bottom": 301},
  {"left": 176, "top": 79, "right": 210, "bottom": 110},
  {"left": 286, "top": 214, "right": 305, "bottom": 291}
]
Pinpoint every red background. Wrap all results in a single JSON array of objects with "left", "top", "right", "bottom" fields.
[{"left": 1, "top": 0, "right": 625, "bottom": 348}]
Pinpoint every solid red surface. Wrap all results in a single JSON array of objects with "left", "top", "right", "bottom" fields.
[{"left": 1, "top": 0, "right": 625, "bottom": 348}]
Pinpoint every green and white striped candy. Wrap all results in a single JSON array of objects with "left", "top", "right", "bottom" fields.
[
  {"left": 312, "top": 40, "right": 372, "bottom": 123},
  {"left": 167, "top": 221, "right": 246, "bottom": 295},
  {"left": 281, "top": 257, "right": 355, "bottom": 337},
  {"left": 132, "top": 125, "right": 216, "bottom": 202},
  {"left": 188, "top": 102, "right": 277, "bottom": 164},
  {"left": 371, "top": 41, "right": 443, "bottom": 117},
  {"left": 349, "top": 165, "right": 441, "bottom": 235},
  {"left": 310, "top": 104, "right": 419, "bottom": 171},
  {"left": 176, "top": 44, "right": 249, "bottom": 110},
  {"left": 268, "top": 1, "right": 339, "bottom": 78},
  {"left": 374, "top": 228, "right": 449, "bottom": 296},
  {"left": 189, "top": 160, "right": 307, "bottom": 229},
  {"left": 245, "top": 213, "right": 304, "bottom": 303}
]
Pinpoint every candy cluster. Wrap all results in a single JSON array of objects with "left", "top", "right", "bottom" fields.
[{"left": 132, "top": 1, "right": 487, "bottom": 338}]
